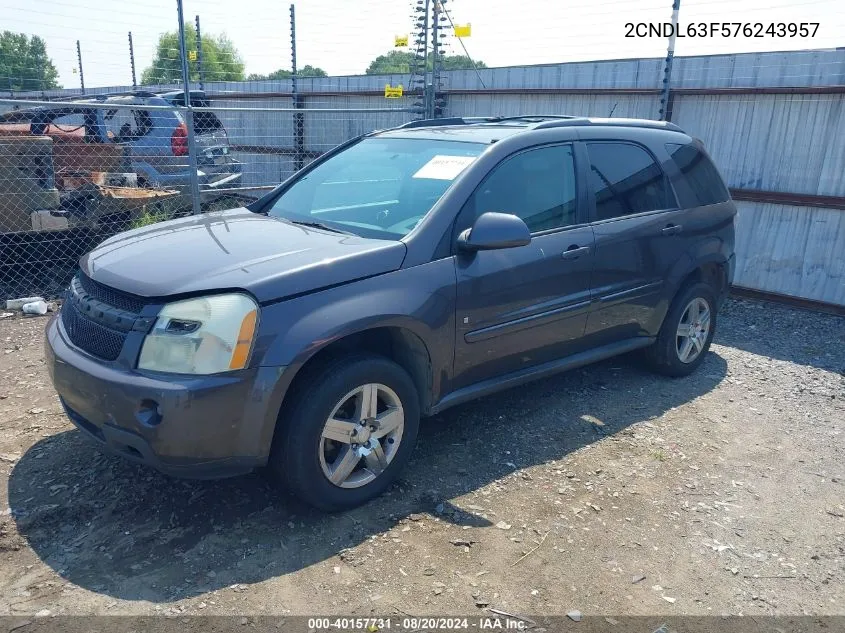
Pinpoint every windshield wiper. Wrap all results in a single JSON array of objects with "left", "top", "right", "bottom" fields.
[{"left": 287, "top": 219, "right": 353, "bottom": 235}]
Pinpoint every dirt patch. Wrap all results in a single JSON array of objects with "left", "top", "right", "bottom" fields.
[{"left": 0, "top": 299, "right": 843, "bottom": 617}]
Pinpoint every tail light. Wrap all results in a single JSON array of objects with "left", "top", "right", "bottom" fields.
[{"left": 171, "top": 123, "right": 188, "bottom": 156}]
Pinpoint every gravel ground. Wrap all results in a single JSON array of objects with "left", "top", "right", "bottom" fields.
[{"left": 0, "top": 298, "right": 843, "bottom": 618}]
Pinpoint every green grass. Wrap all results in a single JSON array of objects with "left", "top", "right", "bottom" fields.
[{"left": 130, "top": 209, "right": 170, "bottom": 230}]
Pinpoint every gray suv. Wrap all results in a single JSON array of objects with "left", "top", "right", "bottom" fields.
[{"left": 45, "top": 115, "right": 736, "bottom": 511}]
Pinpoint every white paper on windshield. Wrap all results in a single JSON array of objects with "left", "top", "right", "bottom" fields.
[{"left": 413, "top": 155, "right": 477, "bottom": 180}]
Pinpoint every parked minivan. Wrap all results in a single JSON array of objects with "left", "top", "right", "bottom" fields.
[{"left": 46, "top": 115, "right": 736, "bottom": 511}]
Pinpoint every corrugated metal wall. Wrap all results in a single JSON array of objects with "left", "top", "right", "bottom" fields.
[
  {"left": 734, "top": 202, "right": 845, "bottom": 305},
  {"left": 670, "top": 93, "right": 845, "bottom": 196}
]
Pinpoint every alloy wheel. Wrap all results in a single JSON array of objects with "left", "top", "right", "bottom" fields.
[
  {"left": 318, "top": 383, "right": 405, "bottom": 488},
  {"left": 675, "top": 297, "right": 711, "bottom": 363}
]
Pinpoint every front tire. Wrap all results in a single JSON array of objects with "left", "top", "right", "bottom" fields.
[
  {"left": 268, "top": 355, "right": 420, "bottom": 511},
  {"left": 644, "top": 282, "right": 717, "bottom": 377}
]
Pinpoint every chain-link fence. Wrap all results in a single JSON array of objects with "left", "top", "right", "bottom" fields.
[{"left": 0, "top": 92, "right": 416, "bottom": 300}]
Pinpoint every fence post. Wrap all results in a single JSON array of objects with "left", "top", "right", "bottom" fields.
[
  {"left": 659, "top": 0, "right": 681, "bottom": 121},
  {"left": 76, "top": 40, "right": 85, "bottom": 94},
  {"left": 176, "top": 0, "right": 202, "bottom": 215},
  {"left": 195, "top": 15, "right": 205, "bottom": 91},
  {"left": 290, "top": 3, "right": 305, "bottom": 171},
  {"left": 128, "top": 32, "right": 137, "bottom": 90}
]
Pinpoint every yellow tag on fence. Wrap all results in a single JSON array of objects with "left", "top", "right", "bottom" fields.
[
  {"left": 394, "top": 35, "right": 408, "bottom": 47},
  {"left": 188, "top": 50, "right": 198, "bottom": 61},
  {"left": 454, "top": 23, "right": 472, "bottom": 37},
  {"left": 384, "top": 84, "right": 404, "bottom": 98}
]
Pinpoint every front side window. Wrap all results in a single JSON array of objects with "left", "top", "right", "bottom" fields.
[
  {"left": 587, "top": 142, "right": 673, "bottom": 221},
  {"left": 464, "top": 144, "right": 577, "bottom": 233},
  {"left": 42, "top": 110, "right": 98, "bottom": 141},
  {"left": 265, "top": 137, "right": 484, "bottom": 239},
  {"left": 48, "top": 112, "right": 86, "bottom": 130}
]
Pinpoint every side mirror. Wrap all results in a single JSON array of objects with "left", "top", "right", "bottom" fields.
[{"left": 457, "top": 212, "right": 531, "bottom": 252}]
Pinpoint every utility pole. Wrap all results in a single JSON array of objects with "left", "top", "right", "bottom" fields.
[
  {"left": 659, "top": 0, "right": 681, "bottom": 121},
  {"left": 422, "top": 0, "right": 432, "bottom": 118},
  {"left": 76, "top": 40, "right": 85, "bottom": 94},
  {"left": 176, "top": 0, "right": 202, "bottom": 215},
  {"left": 408, "top": 0, "right": 430, "bottom": 115},
  {"left": 429, "top": 0, "right": 441, "bottom": 119},
  {"left": 128, "top": 32, "right": 137, "bottom": 90},
  {"left": 290, "top": 3, "right": 305, "bottom": 170},
  {"left": 408, "top": 0, "right": 450, "bottom": 119},
  {"left": 195, "top": 15, "right": 205, "bottom": 90}
]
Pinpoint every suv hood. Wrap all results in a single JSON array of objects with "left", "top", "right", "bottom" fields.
[{"left": 80, "top": 209, "right": 407, "bottom": 303}]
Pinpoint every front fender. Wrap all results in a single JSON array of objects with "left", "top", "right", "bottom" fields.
[{"left": 250, "top": 258, "right": 457, "bottom": 451}]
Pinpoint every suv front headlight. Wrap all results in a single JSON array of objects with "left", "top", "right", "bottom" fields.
[{"left": 137, "top": 293, "right": 258, "bottom": 375}]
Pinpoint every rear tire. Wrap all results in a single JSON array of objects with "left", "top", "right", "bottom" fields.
[
  {"left": 644, "top": 282, "right": 717, "bottom": 377},
  {"left": 267, "top": 355, "right": 420, "bottom": 512}
]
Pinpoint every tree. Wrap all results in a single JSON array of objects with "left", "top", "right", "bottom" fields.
[
  {"left": 0, "top": 31, "right": 60, "bottom": 91},
  {"left": 247, "top": 65, "right": 327, "bottom": 80},
  {"left": 365, "top": 50, "right": 486, "bottom": 75},
  {"left": 365, "top": 51, "right": 415, "bottom": 75},
  {"left": 140, "top": 24, "right": 244, "bottom": 85},
  {"left": 440, "top": 55, "right": 486, "bottom": 71}
]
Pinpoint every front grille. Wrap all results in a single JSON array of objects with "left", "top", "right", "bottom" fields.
[
  {"left": 61, "top": 300, "right": 127, "bottom": 361},
  {"left": 78, "top": 272, "right": 146, "bottom": 314}
]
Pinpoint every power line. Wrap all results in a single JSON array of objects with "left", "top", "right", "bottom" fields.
[{"left": 441, "top": 4, "right": 486, "bottom": 88}]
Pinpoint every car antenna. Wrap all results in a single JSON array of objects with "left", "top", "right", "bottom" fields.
[{"left": 608, "top": 102, "right": 618, "bottom": 118}]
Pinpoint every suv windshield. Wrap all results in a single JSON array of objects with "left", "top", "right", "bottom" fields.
[{"left": 265, "top": 137, "right": 485, "bottom": 239}]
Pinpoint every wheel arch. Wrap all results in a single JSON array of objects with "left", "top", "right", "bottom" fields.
[
  {"left": 256, "top": 318, "right": 438, "bottom": 463},
  {"left": 650, "top": 248, "right": 729, "bottom": 336},
  {"left": 283, "top": 324, "right": 435, "bottom": 415},
  {"left": 670, "top": 256, "right": 729, "bottom": 301}
]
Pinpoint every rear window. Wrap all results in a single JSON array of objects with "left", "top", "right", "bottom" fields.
[
  {"left": 163, "top": 94, "right": 224, "bottom": 134},
  {"left": 665, "top": 142, "right": 730, "bottom": 206},
  {"left": 193, "top": 111, "right": 224, "bottom": 134}
]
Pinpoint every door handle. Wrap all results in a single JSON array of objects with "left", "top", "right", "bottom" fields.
[
  {"left": 562, "top": 245, "right": 591, "bottom": 260},
  {"left": 661, "top": 223, "right": 683, "bottom": 236}
]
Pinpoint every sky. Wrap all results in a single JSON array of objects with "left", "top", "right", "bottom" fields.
[{"left": 2, "top": 0, "right": 843, "bottom": 89}]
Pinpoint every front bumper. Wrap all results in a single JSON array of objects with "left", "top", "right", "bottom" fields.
[{"left": 45, "top": 314, "right": 280, "bottom": 479}]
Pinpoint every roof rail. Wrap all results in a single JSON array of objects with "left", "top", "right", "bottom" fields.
[
  {"left": 393, "top": 115, "right": 684, "bottom": 134},
  {"left": 533, "top": 117, "right": 684, "bottom": 132},
  {"left": 395, "top": 117, "right": 489, "bottom": 129},
  {"left": 484, "top": 115, "right": 581, "bottom": 123},
  {"left": 395, "top": 114, "right": 590, "bottom": 131}
]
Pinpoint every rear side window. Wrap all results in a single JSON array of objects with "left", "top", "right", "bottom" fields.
[
  {"left": 666, "top": 142, "right": 730, "bottom": 206},
  {"left": 586, "top": 142, "right": 674, "bottom": 221},
  {"left": 104, "top": 108, "right": 151, "bottom": 142}
]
